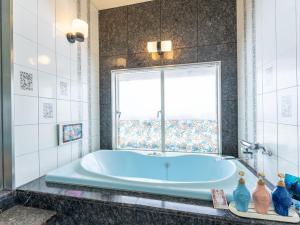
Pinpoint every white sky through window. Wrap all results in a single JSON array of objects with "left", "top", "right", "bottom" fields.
[{"left": 118, "top": 66, "right": 217, "bottom": 121}]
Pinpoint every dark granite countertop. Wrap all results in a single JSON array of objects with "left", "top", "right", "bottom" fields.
[{"left": 14, "top": 176, "right": 300, "bottom": 225}]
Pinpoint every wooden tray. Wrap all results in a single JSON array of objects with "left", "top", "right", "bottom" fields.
[{"left": 229, "top": 202, "right": 300, "bottom": 223}]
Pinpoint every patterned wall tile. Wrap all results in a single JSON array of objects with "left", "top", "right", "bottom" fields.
[
  {"left": 57, "top": 77, "right": 71, "bottom": 100},
  {"left": 278, "top": 87, "right": 297, "bottom": 125},
  {"left": 14, "top": 64, "right": 38, "bottom": 97},
  {"left": 262, "top": 63, "right": 277, "bottom": 93}
]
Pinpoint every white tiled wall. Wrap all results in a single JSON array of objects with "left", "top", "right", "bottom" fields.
[
  {"left": 13, "top": 0, "right": 100, "bottom": 187},
  {"left": 238, "top": 0, "right": 300, "bottom": 185},
  {"left": 89, "top": 2, "right": 100, "bottom": 152},
  {"left": 237, "top": 0, "right": 256, "bottom": 171}
]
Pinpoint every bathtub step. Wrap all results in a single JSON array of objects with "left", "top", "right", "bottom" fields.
[{"left": 0, "top": 205, "right": 56, "bottom": 225}]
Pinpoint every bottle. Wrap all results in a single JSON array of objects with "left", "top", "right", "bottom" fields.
[
  {"left": 272, "top": 173, "right": 292, "bottom": 216},
  {"left": 252, "top": 172, "right": 270, "bottom": 214},
  {"left": 233, "top": 171, "right": 251, "bottom": 212}
]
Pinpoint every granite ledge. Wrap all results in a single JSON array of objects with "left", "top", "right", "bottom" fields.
[
  {"left": 0, "top": 190, "right": 15, "bottom": 212},
  {"left": 0, "top": 205, "right": 56, "bottom": 225},
  {"left": 14, "top": 177, "right": 300, "bottom": 225}
]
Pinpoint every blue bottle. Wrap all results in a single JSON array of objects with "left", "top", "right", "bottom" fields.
[
  {"left": 233, "top": 171, "right": 251, "bottom": 212},
  {"left": 272, "top": 173, "right": 292, "bottom": 216}
]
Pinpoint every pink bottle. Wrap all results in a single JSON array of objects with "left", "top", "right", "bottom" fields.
[{"left": 252, "top": 173, "right": 270, "bottom": 214}]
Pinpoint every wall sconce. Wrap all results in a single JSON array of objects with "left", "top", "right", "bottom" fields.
[
  {"left": 147, "top": 40, "right": 172, "bottom": 55},
  {"left": 66, "top": 19, "right": 89, "bottom": 43}
]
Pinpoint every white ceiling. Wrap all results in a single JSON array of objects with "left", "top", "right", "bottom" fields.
[{"left": 92, "top": 0, "right": 152, "bottom": 10}]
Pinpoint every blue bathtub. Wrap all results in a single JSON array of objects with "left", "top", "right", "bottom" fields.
[{"left": 46, "top": 150, "right": 259, "bottom": 201}]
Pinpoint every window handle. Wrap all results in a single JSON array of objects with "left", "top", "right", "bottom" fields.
[
  {"left": 116, "top": 111, "right": 121, "bottom": 118},
  {"left": 157, "top": 110, "right": 161, "bottom": 119}
]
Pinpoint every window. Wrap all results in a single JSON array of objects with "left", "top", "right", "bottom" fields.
[{"left": 112, "top": 63, "right": 221, "bottom": 153}]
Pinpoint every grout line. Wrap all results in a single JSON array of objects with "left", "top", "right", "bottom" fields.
[
  {"left": 243, "top": 0, "right": 248, "bottom": 147},
  {"left": 274, "top": 0, "right": 279, "bottom": 176},
  {"left": 54, "top": 0, "right": 58, "bottom": 169},
  {"left": 15, "top": 151, "right": 40, "bottom": 159},
  {"left": 251, "top": 0, "right": 258, "bottom": 171},
  {"left": 36, "top": 0, "right": 41, "bottom": 179},
  {"left": 277, "top": 155, "right": 299, "bottom": 168},
  {"left": 262, "top": 85, "right": 299, "bottom": 95},
  {"left": 77, "top": 0, "right": 81, "bottom": 159},
  {"left": 87, "top": 0, "right": 93, "bottom": 153},
  {"left": 196, "top": 0, "right": 199, "bottom": 62},
  {"left": 14, "top": 124, "right": 39, "bottom": 127},
  {"left": 295, "top": 0, "right": 300, "bottom": 177}
]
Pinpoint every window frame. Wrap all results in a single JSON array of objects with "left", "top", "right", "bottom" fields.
[
  {"left": 111, "top": 62, "right": 222, "bottom": 154},
  {"left": 1, "top": 0, "right": 13, "bottom": 189}
]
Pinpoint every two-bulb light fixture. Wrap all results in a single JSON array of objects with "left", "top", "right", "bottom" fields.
[
  {"left": 147, "top": 40, "right": 172, "bottom": 55},
  {"left": 66, "top": 19, "right": 89, "bottom": 43}
]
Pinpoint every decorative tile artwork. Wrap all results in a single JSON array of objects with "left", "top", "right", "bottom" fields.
[
  {"left": 13, "top": 0, "right": 100, "bottom": 187},
  {"left": 20, "top": 71, "right": 33, "bottom": 91},
  {"left": 60, "top": 81, "right": 68, "bottom": 96},
  {"left": 281, "top": 96, "right": 292, "bottom": 118},
  {"left": 264, "top": 66, "right": 273, "bottom": 83},
  {"left": 62, "top": 123, "right": 83, "bottom": 143},
  {"left": 42, "top": 103, "right": 54, "bottom": 119}
]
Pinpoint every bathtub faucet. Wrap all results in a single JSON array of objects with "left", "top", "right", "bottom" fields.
[
  {"left": 240, "top": 140, "right": 272, "bottom": 157},
  {"left": 219, "top": 156, "right": 250, "bottom": 161},
  {"left": 147, "top": 152, "right": 162, "bottom": 156}
]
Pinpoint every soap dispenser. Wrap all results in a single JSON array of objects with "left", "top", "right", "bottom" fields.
[
  {"left": 252, "top": 172, "right": 270, "bottom": 214},
  {"left": 272, "top": 173, "right": 292, "bottom": 216},
  {"left": 233, "top": 171, "right": 251, "bottom": 212}
]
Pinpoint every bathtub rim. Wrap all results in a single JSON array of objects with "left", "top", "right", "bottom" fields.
[
  {"left": 79, "top": 150, "right": 237, "bottom": 185},
  {"left": 45, "top": 156, "right": 259, "bottom": 201}
]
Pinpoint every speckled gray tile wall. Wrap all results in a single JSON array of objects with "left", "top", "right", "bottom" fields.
[
  {"left": 99, "top": 0, "right": 237, "bottom": 156},
  {"left": 127, "top": 1, "right": 161, "bottom": 54},
  {"left": 198, "top": 0, "right": 237, "bottom": 46},
  {"left": 99, "top": 7, "right": 128, "bottom": 56},
  {"left": 161, "top": 0, "right": 198, "bottom": 49}
]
